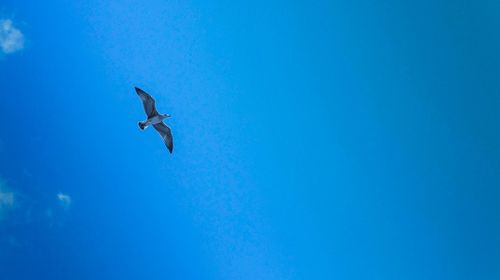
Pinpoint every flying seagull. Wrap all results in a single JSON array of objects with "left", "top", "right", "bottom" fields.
[{"left": 135, "top": 87, "right": 173, "bottom": 153}]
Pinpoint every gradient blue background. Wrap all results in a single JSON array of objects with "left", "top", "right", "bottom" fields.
[{"left": 1, "top": 1, "right": 500, "bottom": 279}]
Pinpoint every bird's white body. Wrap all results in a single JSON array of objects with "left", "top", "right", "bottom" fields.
[{"left": 140, "top": 114, "right": 169, "bottom": 129}]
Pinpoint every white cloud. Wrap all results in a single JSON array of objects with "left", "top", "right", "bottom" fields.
[
  {"left": 0, "top": 179, "right": 15, "bottom": 220},
  {"left": 0, "top": 19, "right": 24, "bottom": 54},
  {"left": 57, "top": 192, "right": 71, "bottom": 209},
  {"left": 0, "top": 191, "right": 14, "bottom": 207}
]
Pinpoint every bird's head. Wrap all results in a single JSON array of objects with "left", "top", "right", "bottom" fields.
[{"left": 163, "top": 113, "right": 171, "bottom": 118}]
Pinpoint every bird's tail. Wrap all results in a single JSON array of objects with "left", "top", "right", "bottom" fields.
[{"left": 138, "top": 121, "right": 147, "bottom": 130}]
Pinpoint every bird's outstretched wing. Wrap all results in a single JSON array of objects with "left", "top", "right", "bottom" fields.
[
  {"left": 135, "top": 87, "right": 158, "bottom": 118},
  {"left": 153, "top": 122, "right": 173, "bottom": 153}
]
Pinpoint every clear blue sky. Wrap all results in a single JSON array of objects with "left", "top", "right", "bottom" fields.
[{"left": 1, "top": 0, "right": 500, "bottom": 279}]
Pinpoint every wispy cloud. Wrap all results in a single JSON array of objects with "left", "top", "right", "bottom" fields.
[
  {"left": 0, "top": 178, "right": 15, "bottom": 220},
  {"left": 0, "top": 175, "right": 74, "bottom": 246},
  {"left": 0, "top": 19, "right": 24, "bottom": 54},
  {"left": 57, "top": 192, "right": 71, "bottom": 209}
]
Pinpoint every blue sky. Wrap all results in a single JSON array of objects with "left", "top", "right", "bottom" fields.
[{"left": 1, "top": 0, "right": 500, "bottom": 279}]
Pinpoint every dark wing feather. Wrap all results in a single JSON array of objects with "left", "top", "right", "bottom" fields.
[
  {"left": 135, "top": 87, "right": 158, "bottom": 118},
  {"left": 153, "top": 122, "right": 173, "bottom": 153}
]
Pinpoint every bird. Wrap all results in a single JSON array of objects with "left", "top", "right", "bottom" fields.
[{"left": 135, "top": 87, "right": 174, "bottom": 153}]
